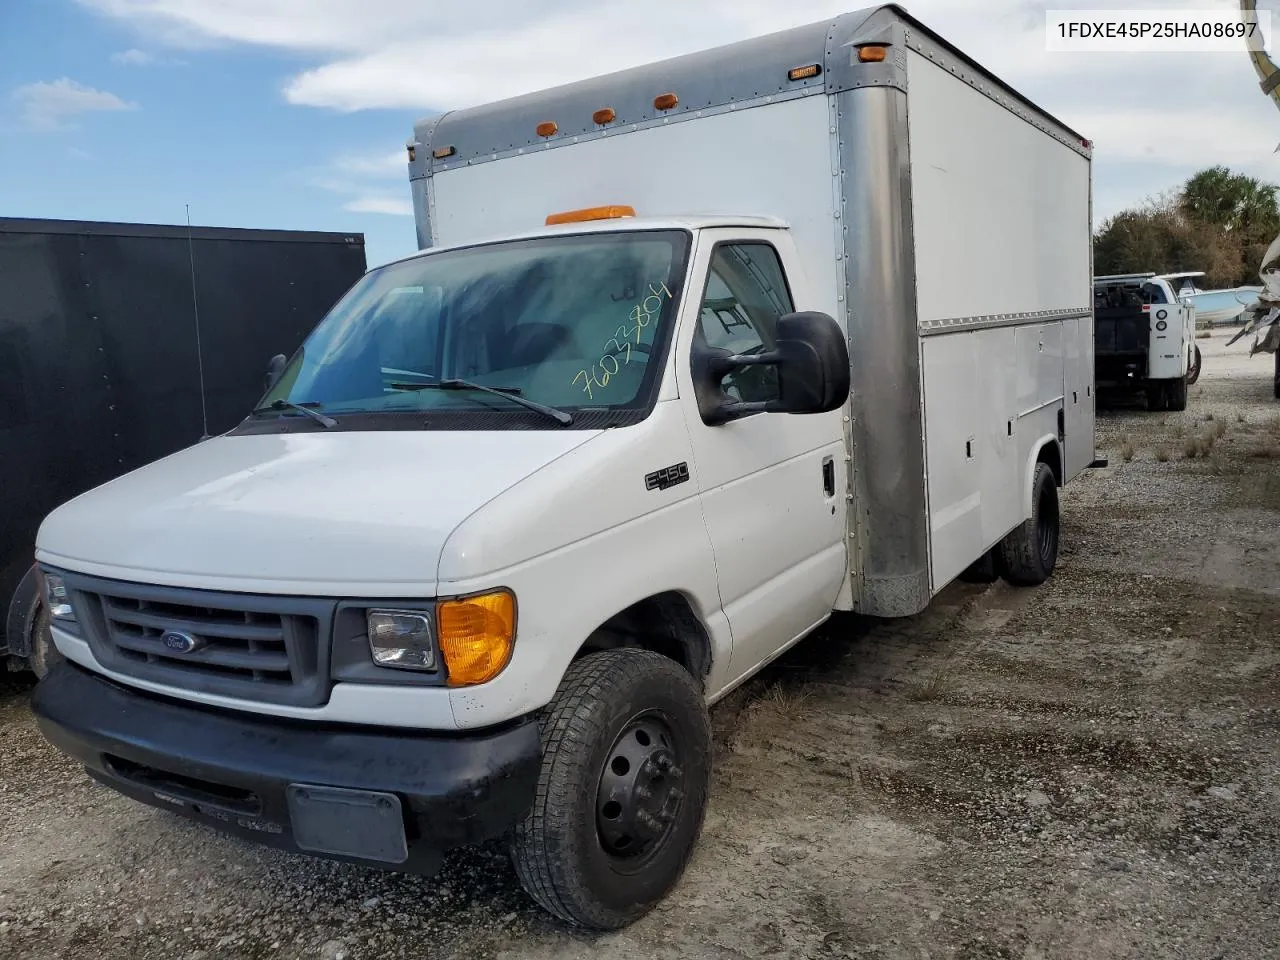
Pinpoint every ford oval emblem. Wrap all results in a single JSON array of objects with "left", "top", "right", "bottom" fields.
[{"left": 161, "top": 630, "right": 203, "bottom": 654}]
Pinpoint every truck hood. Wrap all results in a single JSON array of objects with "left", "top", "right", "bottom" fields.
[{"left": 35, "top": 430, "right": 599, "bottom": 596}]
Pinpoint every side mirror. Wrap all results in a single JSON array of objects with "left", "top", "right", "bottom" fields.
[
  {"left": 265, "top": 353, "right": 287, "bottom": 392},
  {"left": 692, "top": 311, "right": 850, "bottom": 426}
]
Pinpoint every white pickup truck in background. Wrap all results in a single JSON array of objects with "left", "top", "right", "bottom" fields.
[
  {"left": 30, "top": 3, "right": 1096, "bottom": 930},
  {"left": 1093, "top": 271, "right": 1200, "bottom": 411}
]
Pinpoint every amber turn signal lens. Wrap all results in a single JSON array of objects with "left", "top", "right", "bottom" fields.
[
  {"left": 437, "top": 590, "right": 516, "bottom": 687},
  {"left": 653, "top": 92, "right": 679, "bottom": 111},
  {"left": 432, "top": 145, "right": 455, "bottom": 159},
  {"left": 406, "top": 145, "right": 416, "bottom": 161},
  {"left": 593, "top": 107, "right": 617, "bottom": 125},
  {"left": 788, "top": 63, "right": 821, "bottom": 81},
  {"left": 536, "top": 121, "right": 558, "bottom": 137},
  {"left": 858, "top": 45, "right": 888, "bottom": 62}
]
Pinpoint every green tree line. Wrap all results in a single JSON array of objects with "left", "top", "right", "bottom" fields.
[{"left": 1093, "top": 166, "right": 1280, "bottom": 288}]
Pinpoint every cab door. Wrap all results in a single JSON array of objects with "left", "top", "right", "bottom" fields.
[{"left": 673, "top": 229, "right": 848, "bottom": 683}]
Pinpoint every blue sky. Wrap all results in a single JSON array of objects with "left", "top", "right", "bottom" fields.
[
  {"left": 5, "top": 0, "right": 1280, "bottom": 271},
  {"left": 0, "top": 0, "right": 419, "bottom": 267}
]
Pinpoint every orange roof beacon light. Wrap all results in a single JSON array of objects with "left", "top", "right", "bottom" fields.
[
  {"left": 536, "top": 121, "right": 559, "bottom": 138},
  {"left": 593, "top": 107, "right": 617, "bottom": 125},
  {"left": 857, "top": 44, "right": 888, "bottom": 63},
  {"left": 545, "top": 205, "right": 637, "bottom": 226},
  {"left": 653, "top": 92, "right": 679, "bottom": 111}
]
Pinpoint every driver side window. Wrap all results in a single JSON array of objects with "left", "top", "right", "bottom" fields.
[{"left": 697, "top": 242, "right": 794, "bottom": 402}]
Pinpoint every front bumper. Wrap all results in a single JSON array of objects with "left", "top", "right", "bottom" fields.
[{"left": 31, "top": 662, "right": 542, "bottom": 874}]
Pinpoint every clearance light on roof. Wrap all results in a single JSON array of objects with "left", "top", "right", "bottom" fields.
[
  {"left": 788, "top": 63, "right": 822, "bottom": 81},
  {"left": 536, "top": 121, "right": 559, "bottom": 138},
  {"left": 432, "top": 145, "right": 456, "bottom": 159},
  {"left": 653, "top": 92, "right": 679, "bottom": 111},
  {"left": 545, "top": 205, "right": 637, "bottom": 226},
  {"left": 406, "top": 144, "right": 416, "bottom": 161},
  {"left": 857, "top": 44, "right": 888, "bottom": 62},
  {"left": 593, "top": 107, "right": 617, "bottom": 125}
]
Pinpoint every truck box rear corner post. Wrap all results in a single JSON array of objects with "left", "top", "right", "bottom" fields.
[{"left": 833, "top": 14, "right": 932, "bottom": 618}]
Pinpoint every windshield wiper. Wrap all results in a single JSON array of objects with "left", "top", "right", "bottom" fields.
[
  {"left": 250, "top": 398, "right": 337, "bottom": 428},
  {"left": 388, "top": 379, "right": 573, "bottom": 426}
]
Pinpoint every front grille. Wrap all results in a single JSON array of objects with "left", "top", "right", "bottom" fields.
[{"left": 61, "top": 573, "right": 336, "bottom": 707}]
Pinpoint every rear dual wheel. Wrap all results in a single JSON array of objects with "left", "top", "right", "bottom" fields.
[{"left": 511, "top": 648, "right": 711, "bottom": 930}]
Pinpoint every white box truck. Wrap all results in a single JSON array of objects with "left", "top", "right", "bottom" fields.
[{"left": 31, "top": 4, "right": 1095, "bottom": 931}]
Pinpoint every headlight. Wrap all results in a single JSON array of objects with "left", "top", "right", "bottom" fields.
[
  {"left": 366, "top": 609, "right": 436, "bottom": 671},
  {"left": 437, "top": 589, "right": 516, "bottom": 687},
  {"left": 43, "top": 574, "right": 76, "bottom": 623}
]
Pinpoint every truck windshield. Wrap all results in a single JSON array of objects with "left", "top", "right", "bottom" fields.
[{"left": 259, "top": 230, "right": 690, "bottom": 426}]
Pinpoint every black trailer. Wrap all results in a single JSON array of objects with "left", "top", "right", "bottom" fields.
[{"left": 0, "top": 217, "right": 367, "bottom": 674}]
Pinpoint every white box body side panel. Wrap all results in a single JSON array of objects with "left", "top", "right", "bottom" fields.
[
  {"left": 905, "top": 50, "right": 1092, "bottom": 325},
  {"left": 921, "top": 323, "right": 1067, "bottom": 591},
  {"left": 429, "top": 96, "right": 841, "bottom": 323},
  {"left": 1063, "top": 314, "right": 1095, "bottom": 478}
]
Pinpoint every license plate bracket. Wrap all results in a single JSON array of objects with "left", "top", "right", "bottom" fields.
[{"left": 285, "top": 784, "right": 408, "bottom": 864}]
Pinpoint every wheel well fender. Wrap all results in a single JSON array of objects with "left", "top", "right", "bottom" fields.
[
  {"left": 1023, "top": 435, "right": 1062, "bottom": 518},
  {"left": 573, "top": 592, "right": 714, "bottom": 690}
]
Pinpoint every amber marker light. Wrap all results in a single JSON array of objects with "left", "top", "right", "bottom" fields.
[{"left": 437, "top": 590, "right": 517, "bottom": 687}]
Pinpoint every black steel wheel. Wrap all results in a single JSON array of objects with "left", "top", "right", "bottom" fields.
[
  {"left": 595, "top": 713, "right": 685, "bottom": 868},
  {"left": 511, "top": 648, "right": 711, "bottom": 930}
]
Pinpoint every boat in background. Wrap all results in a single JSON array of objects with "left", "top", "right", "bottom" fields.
[
  {"left": 1154, "top": 271, "right": 1259, "bottom": 326},
  {"left": 1182, "top": 286, "right": 1261, "bottom": 326}
]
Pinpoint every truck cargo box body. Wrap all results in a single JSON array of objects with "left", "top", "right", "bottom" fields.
[{"left": 407, "top": 4, "right": 1095, "bottom": 616}]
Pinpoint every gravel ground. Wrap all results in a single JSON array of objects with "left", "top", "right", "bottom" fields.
[{"left": 2, "top": 332, "right": 1278, "bottom": 960}]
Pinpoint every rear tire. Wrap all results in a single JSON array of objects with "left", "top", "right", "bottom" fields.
[
  {"left": 510, "top": 648, "right": 712, "bottom": 930},
  {"left": 1146, "top": 381, "right": 1167, "bottom": 411},
  {"left": 1186, "top": 345, "right": 1203, "bottom": 386},
  {"left": 1164, "top": 376, "right": 1188, "bottom": 412},
  {"left": 998, "top": 462, "right": 1060, "bottom": 587},
  {"left": 958, "top": 550, "right": 1000, "bottom": 584}
]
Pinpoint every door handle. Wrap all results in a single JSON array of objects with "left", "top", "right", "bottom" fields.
[{"left": 822, "top": 456, "right": 835, "bottom": 497}]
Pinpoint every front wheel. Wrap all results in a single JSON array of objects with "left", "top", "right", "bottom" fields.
[
  {"left": 510, "top": 648, "right": 712, "bottom": 930},
  {"left": 998, "top": 462, "right": 1060, "bottom": 587}
]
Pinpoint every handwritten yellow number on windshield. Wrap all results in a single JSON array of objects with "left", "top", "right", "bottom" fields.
[{"left": 570, "top": 281, "right": 673, "bottom": 397}]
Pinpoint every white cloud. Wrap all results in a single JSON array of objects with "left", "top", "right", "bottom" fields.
[
  {"left": 12, "top": 78, "right": 138, "bottom": 130},
  {"left": 111, "top": 48, "right": 155, "bottom": 65},
  {"left": 343, "top": 196, "right": 413, "bottom": 215}
]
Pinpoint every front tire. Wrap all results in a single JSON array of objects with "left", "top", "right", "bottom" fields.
[
  {"left": 511, "top": 648, "right": 712, "bottom": 930},
  {"left": 998, "top": 462, "right": 1060, "bottom": 587}
]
